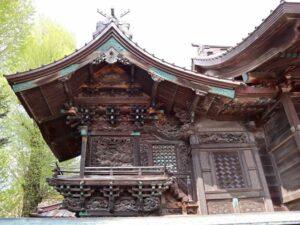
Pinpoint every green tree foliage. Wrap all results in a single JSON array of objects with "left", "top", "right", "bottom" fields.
[
  {"left": 0, "top": 77, "right": 9, "bottom": 146},
  {"left": 0, "top": 5, "right": 76, "bottom": 216},
  {"left": 10, "top": 15, "right": 76, "bottom": 73},
  {"left": 0, "top": 0, "right": 34, "bottom": 72}
]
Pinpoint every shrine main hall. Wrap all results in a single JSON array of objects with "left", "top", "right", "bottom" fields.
[{"left": 5, "top": 1, "right": 300, "bottom": 220}]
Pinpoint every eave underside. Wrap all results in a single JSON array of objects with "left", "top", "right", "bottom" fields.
[{"left": 193, "top": 2, "right": 300, "bottom": 79}]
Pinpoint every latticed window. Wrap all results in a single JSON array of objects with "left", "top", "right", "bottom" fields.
[
  {"left": 152, "top": 145, "right": 177, "bottom": 173},
  {"left": 213, "top": 152, "right": 246, "bottom": 189}
]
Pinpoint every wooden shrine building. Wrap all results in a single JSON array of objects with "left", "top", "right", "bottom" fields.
[{"left": 5, "top": 2, "right": 300, "bottom": 216}]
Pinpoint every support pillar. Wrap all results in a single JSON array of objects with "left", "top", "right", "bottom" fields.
[
  {"left": 189, "top": 89, "right": 207, "bottom": 122},
  {"left": 149, "top": 73, "right": 164, "bottom": 107},
  {"left": 79, "top": 126, "right": 88, "bottom": 178},
  {"left": 190, "top": 135, "right": 208, "bottom": 215}
]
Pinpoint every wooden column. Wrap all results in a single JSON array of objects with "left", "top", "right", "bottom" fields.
[
  {"left": 151, "top": 81, "right": 160, "bottom": 107},
  {"left": 253, "top": 147, "right": 274, "bottom": 212},
  {"left": 191, "top": 148, "right": 208, "bottom": 214},
  {"left": 190, "top": 135, "right": 208, "bottom": 215},
  {"left": 189, "top": 90, "right": 206, "bottom": 122},
  {"left": 79, "top": 126, "right": 88, "bottom": 178},
  {"left": 130, "top": 65, "right": 135, "bottom": 83},
  {"left": 150, "top": 74, "right": 164, "bottom": 107}
]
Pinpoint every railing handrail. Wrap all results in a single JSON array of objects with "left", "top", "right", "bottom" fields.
[
  {"left": 85, "top": 166, "right": 165, "bottom": 169},
  {"left": 54, "top": 165, "right": 169, "bottom": 177}
]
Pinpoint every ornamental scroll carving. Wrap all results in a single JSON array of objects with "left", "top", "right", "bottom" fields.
[
  {"left": 207, "top": 200, "right": 234, "bottom": 214},
  {"left": 114, "top": 198, "right": 138, "bottom": 212},
  {"left": 86, "top": 197, "right": 108, "bottom": 210},
  {"left": 89, "top": 136, "right": 133, "bottom": 166},
  {"left": 143, "top": 197, "right": 160, "bottom": 212},
  {"left": 197, "top": 132, "right": 248, "bottom": 144},
  {"left": 63, "top": 197, "right": 82, "bottom": 211},
  {"left": 239, "top": 199, "right": 265, "bottom": 213}
]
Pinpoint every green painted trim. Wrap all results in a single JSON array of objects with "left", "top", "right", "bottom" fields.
[
  {"left": 13, "top": 64, "right": 80, "bottom": 92},
  {"left": 232, "top": 197, "right": 239, "bottom": 208},
  {"left": 59, "top": 64, "right": 80, "bottom": 77},
  {"left": 80, "top": 129, "right": 88, "bottom": 136},
  {"left": 131, "top": 131, "right": 141, "bottom": 136},
  {"left": 13, "top": 81, "right": 38, "bottom": 92},
  {"left": 208, "top": 86, "right": 235, "bottom": 99},
  {"left": 149, "top": 67, "right": 177, "bottom": 81},
  {"left": 98, "top": 37, "right": 127, "bottom": 53},
  {"left": 79, "top": 211, "right": 89, "bottom": 216}
]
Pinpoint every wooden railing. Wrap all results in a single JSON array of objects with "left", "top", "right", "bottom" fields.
[{"left": 53, "top": 164, "right": 170, "bottom": 177}]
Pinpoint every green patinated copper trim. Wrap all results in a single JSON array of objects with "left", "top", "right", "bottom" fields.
[
  {"left": 208, "top": 86, "right": 235, "bottom": 99},
  {"left": 80, "top": 129, "right": 88, "bottom": 136},
  {"left": 149, "top": 67, "right": 177, "bottom": 81},
  {"left": 59, "top": 64, "right": 80, "bottom": 77},
  {"left": 13, "top": 81, "right": 39, "bottom": 93},
  {"left": 13, "top": 64, "right": 80, "bottom": 93},
  {"left": 98, "top": 37, "right": 127, "bottom": 53},
  {"left": 131, "top": 131, "right": 141, "bottom": 136}
]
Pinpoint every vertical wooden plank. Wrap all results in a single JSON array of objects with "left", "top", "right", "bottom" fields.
[
  {"left": 281, "top": 94, "right": 299, "bottom": 126},
  {"left": 79, "top": 126, "right": 88, "bottom": 178},
  {"left": 191, "top": 149, "right": 208, "bottom": 215},
  {"left": 253, "top": 148, "right": 274, "bottom": 212},
  {"left": 151, "top": 81, "right": 160, "bottom": 107},
  {"left": 133, "top": 137, "right": 140, "bottom": 166},
  {"left": 39, "top": 87, "right": 54, "bottom": 115},
  {"left": 166, "top": 85, "right": 178, "bottom": 113},
  {"left": 189, "top": 94, "right": 201, "bottom": 122}
]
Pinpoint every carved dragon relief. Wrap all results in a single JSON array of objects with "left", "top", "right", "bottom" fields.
[
  {"left": 89, "top": 136, "right": 134, "bottom": 166},
  {"left": 196, "top": 132, "right": 249, "bottom": 144}
]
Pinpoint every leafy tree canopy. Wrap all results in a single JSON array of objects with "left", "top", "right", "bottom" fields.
[
  {"left": 0, "top": 0, "right": 34, "bottom": 70},
  {"left": 0, "top": 2, "right": 76, "bottom": 217}
]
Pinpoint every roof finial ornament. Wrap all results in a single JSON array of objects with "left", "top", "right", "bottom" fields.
[{"left": 94, "top": 7, "right": 132, "bottom": 39}]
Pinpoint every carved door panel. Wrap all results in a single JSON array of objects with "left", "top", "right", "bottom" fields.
[{"left": 87, "top": 136, "right": 139, "bottom": 167}]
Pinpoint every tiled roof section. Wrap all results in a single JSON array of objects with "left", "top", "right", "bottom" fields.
[
  {"left": 193, "top": 1, "right": 300, "bottom": 66},
  {"left": 30, "top": 203, "right": 75, "bottom": 218}
]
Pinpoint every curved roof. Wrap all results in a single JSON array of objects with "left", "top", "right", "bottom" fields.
[
  {"left": 5, "top": 14, "right": 280, "bottom": 161},
  {"left": 6, "top": 22, "right": 241, "bottom": 91},
  {"left": 193, "top": 1, "right": 300, "bottom": 78}
]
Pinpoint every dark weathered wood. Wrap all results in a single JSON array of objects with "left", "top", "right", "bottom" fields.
[
  {"left": 8, "top": 4, "right": 300, "bottom": 215},
  {"left": 191, "top": 149, "right": 208, "bottom": 214},
  {"left": 79, "top": 126, "right": 88, "bottom": 178},
  {"left": 166, "top": 85, "right": 178, "bottom": 113},
  {"left": 151, "top": 81, "right": 160, "bottom": 107},
  {"left": 189, "top": 94, "right": 201, "bottom": 122},
  {"left": 39, "top": 87, "right": 55, "bottom": 115}
]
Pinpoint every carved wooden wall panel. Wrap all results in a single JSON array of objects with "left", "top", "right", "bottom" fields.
[
  {"left": 190, "top": 130, "right": 273, "bottom": 214},
  {"left": 263, "top": 95, "right": 300, "bottom": 208},
  {"left": 212, "top": 152, "right": 246, "bottom": 189},
  {"left": 264, "top": 103, "right": 291, "bottom": 148},
  {"left": 207, "top": 198, "right": 265, "bottom": 214},
  {"left": 239, "top": 198, "right": 265, "bottom": 213},
  {"left": 272, "top": 137, "right": 300, "bottom": 204},
  {"left": 291, "top": 96, "right": 300, "bottom": 120},
  {"left": 152, "top": 144, "right": 177, "bottom": 172},
  {"left": 196, "top": 149, "right": 257, "bottom": 192},
  {"left": 88, "top": 136, "right": 134, "bottom": 166},
  {"left": 139, "top": 143, "right": 149, "bottom": 166},
  {"left": 207, "top": 200, "right": 234, "bottom": 214}
]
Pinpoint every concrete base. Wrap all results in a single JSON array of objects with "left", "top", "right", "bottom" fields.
[{"left": 2, "top": 211, "right": 300, "bottom": 225}]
